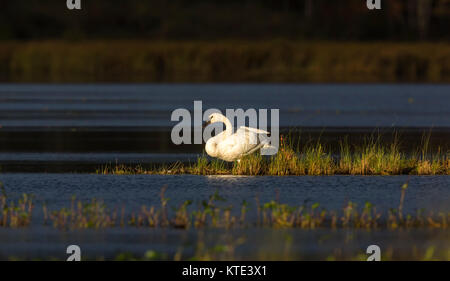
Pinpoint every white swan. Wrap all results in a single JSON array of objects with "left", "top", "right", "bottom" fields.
[{"left": 204, "top": 113, "right": 275, "bottom": 162}]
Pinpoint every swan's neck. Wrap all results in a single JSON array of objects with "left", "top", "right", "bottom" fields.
[
  {"left": 205, "top": 115, "right": 232, "bottom": 158},
  {"left": 219, "top": 115, "right": 233, "bottom": 137}
]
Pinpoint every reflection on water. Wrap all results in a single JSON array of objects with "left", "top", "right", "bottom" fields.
[
  {"left": 0, "top": 152, "right": 197, "bottom": 162},
  {"left": 0, "top": 227, "right": 448, "bottom": 260},
  {"left": 0, "top": 84, "right": 449, "bottom": 127},
  {"left": 1, "top": 174, "right": 448, "bottom": 218}
]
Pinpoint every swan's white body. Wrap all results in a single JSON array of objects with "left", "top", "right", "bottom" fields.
[{"left": 205, "top": 113, "right": 275, "bottom": 162}]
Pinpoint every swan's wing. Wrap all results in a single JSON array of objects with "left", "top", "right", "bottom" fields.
[
  {"left": 217, "top": 128, "right": 276, "bottom": 160},
  {"left": 242, "top": 142, "right": 265, "bottom": 156},
  {"left": 236, "top": 127, "right": 271, "bottom": 146},
  {"left": 219, "top": 133, "right": 253, "bottom": 152},
  {"left": 217, "top": 132, "right": 261, "bottom": 160},
  {"left": 238, "top": 126, "right": 270, "bottom": 135},
  {"left": 236, "top": 127, "right": 277, "bottom": 155}
]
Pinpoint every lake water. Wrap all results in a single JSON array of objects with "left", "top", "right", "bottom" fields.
[
  {"left": 0, "top": 227, "right": 447, "bottom": 260},
  {"left": 1, "top": 174, "right": 449, "bottom": 215},
  {"left": 0, "top": 173, "right": 449, "bottom": 260},
  {"left": 0, "top": 84, "right": 449, "bottom": 127},
  {"left": 0, "top": 83, "right": 448, "bottom": 260}
]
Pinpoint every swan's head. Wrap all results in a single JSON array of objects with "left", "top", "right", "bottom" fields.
[{"left": 205, "top": 113, "right": 223, "bottom": 126}]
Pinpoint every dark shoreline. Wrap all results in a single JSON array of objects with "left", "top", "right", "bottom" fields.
[
  {"left": 1, "top": 41, "right": 449, "bottom": 83},
  {"left": 0, "top": 126, "right": 448, "bottom": 153}
]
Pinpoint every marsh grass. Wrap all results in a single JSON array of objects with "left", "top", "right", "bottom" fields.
[
  {"left": 337, "top": 134, "right": 404, "bottom": 175},
  {"left": 190, "top": 155, "right": 230, "bottom": 175},
  {"left": 98, "top": 134, "right": 449, "bottom": 176},
  {"left": 414, "top": 132, "right": 449, "bottom": 175},
  {"left": 0, "top": 183, "right": 33, "bottom": 228},
  {"left": 42, "top": 184, "right": 449, "bottom": 231},
  {"left": 46, "top": 197, "right": 118, "bottom": 230},
  {"left": 233, "top": 153, "right": 265, "bottom": 175},
  {"left": 97, "top": 163, "right": 147, "bottom": 175}
]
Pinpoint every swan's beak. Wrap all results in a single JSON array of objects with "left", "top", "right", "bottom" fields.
[{"left": 202, "top": 120, "right": 211, "bottom": 129}]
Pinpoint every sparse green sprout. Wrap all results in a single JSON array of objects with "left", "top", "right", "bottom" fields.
[
  {"left": 0, "top": 184, "right": 447, "bottom": 231},
  {"left": 402, "top": 183, "right": 408, "bottom": 190}
]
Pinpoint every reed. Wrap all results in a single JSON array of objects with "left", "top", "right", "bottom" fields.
[
  {"left": 233, "top": 153, "right": 265, "bottom": 175},
  {"left": 96, "top": 162, "right": 147, "bottom": 175},
  {"left": 414, "top": 132, "right": 448, "bottom": 175},
  {"left": 42, "top": 184, "right": 449, "bottom": 230},
  {"left": 0, "top": 183, "right": 33, "bottom": 228},
  {"left": 46, "top": 197, "right": 118, "bottom": 230},
  {"left": 338, "top": 134, "right": 404, "bottom": 175},
  {"left": 189, "top": 155, "right": 230, "bottom": 175}
]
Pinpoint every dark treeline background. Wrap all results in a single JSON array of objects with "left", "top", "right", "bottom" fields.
[
  {"left": 0, "top": 1, "right": 449, "bottom": 83},
  {"left": 0, "top": 0, "right": 448, "bottom": 41}
]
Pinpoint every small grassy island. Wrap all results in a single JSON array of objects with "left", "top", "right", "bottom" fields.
[{"left": 98, "top": 135, "right": 449, "bottom": 176}]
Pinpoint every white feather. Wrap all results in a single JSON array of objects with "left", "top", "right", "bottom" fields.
[{"left": 205, "top": 113, "right": 274, "bottom": 162}]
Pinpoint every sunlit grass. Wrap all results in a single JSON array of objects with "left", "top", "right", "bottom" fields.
[
  {"left": 337, "top": 135, "right": 404, "bottom": 175},
  {"left": 414, "top": 132, "right": 449, "bottom": 175},
  {"left": 190, "top": 155, "right": 230, "bottom": 175},
  {"left": 233, "top": 153, "right": 265, "bottom": 175},
  {"left": 96, "top": 163, "right": 147, "bottom": 175}
]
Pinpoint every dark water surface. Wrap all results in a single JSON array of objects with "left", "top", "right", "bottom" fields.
[
  {"left": 1, "top": 84, "right": 449, "bottom": 127},
  {"left": 0, "top": 84, "right": 448, "bottom": 260},
  {"left": 1, "top": 174, "right": 449, "bottom": 214},
  {"left": 0, "top": 227, "right": 447, "bottom": 260}
]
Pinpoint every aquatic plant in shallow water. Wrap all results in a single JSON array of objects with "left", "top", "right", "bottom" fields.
[
  {"left": 41, "top": 184, "right": 449, "bottom": 231},
  {"left": 45, "top": 197, "right": 118, "bottom": 229},
  {"left": 0, "top": 194, "right": 33, "bottom": 228},
  {"left": 0, "top": 183, "right": 33, "bottom": 228}
]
